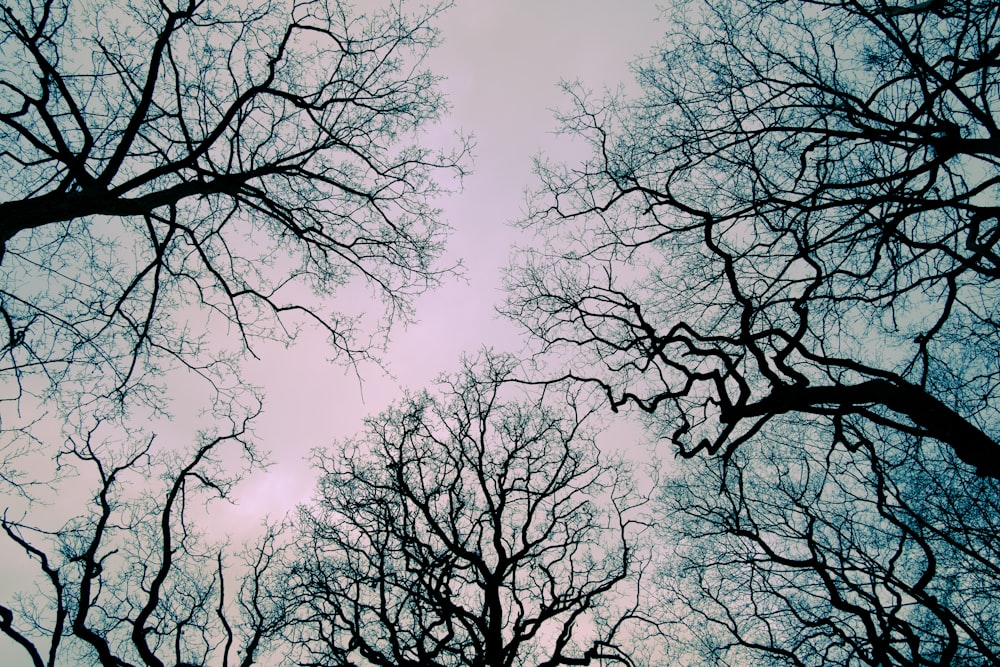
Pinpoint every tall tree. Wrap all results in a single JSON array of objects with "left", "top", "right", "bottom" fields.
[
  {"left": 506, "top": 0, "right": 1000, "bottom": 480},
  {"left": 0, "top": 0, "right": 466, "bottom": 437},
  {"left": 655, "top": 420, "right": 1000, "bottom": 666},
  {"left": 0, "top": 411, "right": 292, "bottom": 667},
  {"left": 288, "top": 355, "right": 651, "bottom": 667},
  {"left": 0, "top": 0, "right": 463, "bottom": 662}
]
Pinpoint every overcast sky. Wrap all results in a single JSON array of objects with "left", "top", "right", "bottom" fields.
[
  {"left": 215, "top": 0, "right": 668, "bottom": 524},
  {"left": 0, "top": 4, "right": 667, "bottom": 663}
]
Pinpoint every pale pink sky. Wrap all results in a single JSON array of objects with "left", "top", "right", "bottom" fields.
[
  {"left": 0, "top": 3, "right": 666, "bottom": 663},
  {"left": 221, "top": 0, "right": 667, "bottom": 523}
]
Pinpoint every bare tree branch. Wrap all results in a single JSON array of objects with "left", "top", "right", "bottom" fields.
[
  {"left": 507, "top": 0, "right": 1000, "bottom": 480},
  {"left": 0, "top": 0, "right": 468, "bottom": 458},
  {"left": 287, "top": 353, "right": 652, "bottom": 667}
]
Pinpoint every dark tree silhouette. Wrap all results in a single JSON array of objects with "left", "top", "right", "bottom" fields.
[
  {"left": 288, "top": 355, "right": 651, "bottom": 667},
  {"left": 655, "top": 422, "right": 1000, "bottom": 666},
  {"left": 0, "top": 0, "right": 466, "bottom": 430},
  {"left": 0, "top": 410, "right": 292, "bottom": 667},
  {"left": 506, "top": 0, "right": 1000, "bottom": 480},
  {"left": 0, "top": 2, "right": 464, "bottom": 660}
]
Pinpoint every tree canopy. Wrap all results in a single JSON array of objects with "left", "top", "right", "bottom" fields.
[
  {"left": 0, "top": 0, "right": 466, "bottom": 429},
  {"left": 508, "top": 0, "right": 1000, "bottom": 480},
  {"left": 0, "top": 0, "right": 465, "bottom": 664},
  {"left": 507, "top": 0, "right": 1000, "bottom": 663},
  {"left": 657, "top": 419, "right": 1000, "bottom": 665},
  {"left": 0, "top": 413, "right": 292, "bottom": 667},
  {"left": 288, "top": 356, "right": 651, "bottom": 667},
  {"left": 5, "top": 0, "right": 1000, "bottom": 665}
]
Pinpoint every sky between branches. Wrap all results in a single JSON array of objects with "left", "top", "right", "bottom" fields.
[
  {"left": 215, "top": 0, "right": 667, "bottom": 524},
  {"left": 0, "top": 5, "right": 664, "bottom": 663}
]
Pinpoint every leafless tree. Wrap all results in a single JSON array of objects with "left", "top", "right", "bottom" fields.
[
  {"left": 0, "top": 409, "right": 293, "bottom": 667},
  {"left": 288, "top": 355, "right": 652, "bottom": 667},
  {"left": 0, "top": 0, "right": 466, "bottom": 436},
  {"left": 0, "top": 1, "right": 467, "bottom": 657},
  {"left": 505, "top": 0, "right": 1000, "bottom": 480},
  {"left": 654, "top": 422, "right": 1000, "bottom": 666}
]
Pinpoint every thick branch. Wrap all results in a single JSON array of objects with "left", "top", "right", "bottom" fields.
[
  {"left": 0, "top": 175, "right": 256, "bottom": 246},
  {"left": 738, "top": 380, "right": 1000, "bottom": 479}
]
